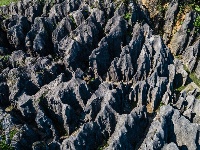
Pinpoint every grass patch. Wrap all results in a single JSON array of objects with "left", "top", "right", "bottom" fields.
[
  {"left": 0, "top": 0, "right": 19, "bottom": 6},
  {"left": 183, "top": 64, "right": 190, "bottom": 73},
  {"left": 174, "top": 55, "right": 183, "bottom": 60},
  {"left": 175, "top": 85, "right": 186, "bottom": 92},
  {"left": 189, "top": 72, "right": 200, "bottom": 87}
]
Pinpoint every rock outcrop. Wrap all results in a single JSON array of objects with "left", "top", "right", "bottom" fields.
[{"left": 0, "top": 0, "right": 199, "bottom": 149}]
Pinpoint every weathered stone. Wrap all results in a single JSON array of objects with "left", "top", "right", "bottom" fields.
[
  {"left": 183, "top": 40, "right": 200, "bottom": 72},
  {"left": 139, "top": 105, "right": 200, "bottom": 150},
  {"left": 106, "top": 106, "right": 148, "bottom": 149},
  {"left": 89, "top": 15, "right": 127, "bottom": 77},
  {"left": 162, "top": 142, "right": 179, "bottom": 150},
  {"left": 170, "top": 12, "right": 194, "bottom": 55},
  {"left": 61, "top": 122, "right": 103, "bottom": 150},
  {"left": 163, "top": 0, "right": 179, "bottom": 44},
  {"left": 174, "top": 59, "right": 188, "bottom": 87},
  {"left": 0, "top": 0, "right": 199, "bottom": 149}
]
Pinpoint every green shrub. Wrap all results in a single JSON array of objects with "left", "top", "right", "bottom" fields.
[
  {"left": 0, "top": 55, "right": 10, "bottom": 62},
  {"left": 0, "top": 128, "right": 18, "bottom": 150},
  {"left": 193, "top": 5, "right": 200, "bottom": 30},
  {"left": 124, "top": 13, "right": 131, "bottom": 21},
  {"left": 0, "top": 0, "right": 19, "bottom": 6},
  {"left": 194, "top": 16, "right": 200, "bottom": 28},
  {"left": 195, "top": 5, "right": 200, "bottom": 12}
]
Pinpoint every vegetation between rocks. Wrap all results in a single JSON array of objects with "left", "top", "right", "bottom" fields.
[
  {"left": 0, "top": 128, "right": 18, "bottom": 150},
  {"left": 0, "top": 0, "right": 19, "bottom": 6}
]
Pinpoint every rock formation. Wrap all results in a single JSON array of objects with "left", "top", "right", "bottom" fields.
[{"left": 0, "top": 0, "right": 199, "bottom": 149}]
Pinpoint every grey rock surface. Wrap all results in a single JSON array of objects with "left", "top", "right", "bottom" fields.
[{"left": 0, "top": 0, "right": 199, "bottom": 149}]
